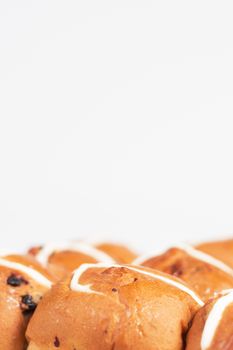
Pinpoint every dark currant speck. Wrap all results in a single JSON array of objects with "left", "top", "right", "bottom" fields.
[
  {"left": 112, "top": 288, "right": 118, "bottom": 292},
  {"left": 54, "top": 336, "right": 60, "bottom": 347},
  {"left": 21, "top": 294, "right": 37, "bottom": 314},
  {"left": 169, "top": 262, "right": 183, "bottom": 277},
  {"left": 7, "top": 274, "right": 28, "bottom": 287}
]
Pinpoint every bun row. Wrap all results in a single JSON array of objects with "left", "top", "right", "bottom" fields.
[{"left": 1, "top": 239, "right": 233, "bottom": 349}]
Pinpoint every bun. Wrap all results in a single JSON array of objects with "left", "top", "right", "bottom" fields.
[
  {"left": 95, "top": 242, "right": 137, "bottom": 263},
  {"left": 5, "top": 238, "right": 233, "bottom": 349},
  {"left": 0, "top": 254, "right": 53, "bottom": 350},
  {"left": 186, "top": 289, "right": 233, "bottom": 350},
  {"left": 26, "top": 263, "right": 202, "bottom": 350},
  {"left": 28, "top": 242, "right": 116, "bottom": 279},
  {"left": 134, "top": 243, "right": 233, "bottom": 301},
  {"left": 196, "top": 238, "right": 233, "bottom": 268}
]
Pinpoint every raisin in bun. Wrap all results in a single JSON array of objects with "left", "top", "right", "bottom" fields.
[
  {"left": 0, "top": 253, "right": 53, "bottom": 350},
  {"left": 196, "top": 238, "right": 233, "bottom": 269},
  {"left": 28, "top": 241, "right": 116, "bottom": 280},
  {"left": 94, "top": 242, "right": 137, "bottom": 263},
  {"left": 134, "top": 243, "right": 233, "bottom": 302},
  {"left": 186, "top": 289, "right": 233, "bottom": 350},
  {"left": 26, "top": 263, "right": 203, "bottom": 350}
]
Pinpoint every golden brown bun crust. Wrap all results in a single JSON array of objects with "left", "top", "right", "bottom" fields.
[
  {"left": 28, "top": 246, "right": 42, "bottom": 257},
  {"left": 196, "top": 239, "right": 233, "bottom": 268},
  {"left": 27, "top": 265, "right": 200, "bottom": 350},
  {"left": 28, "top": 243, "right": 137, "bottom": 279},
  {"left": 96, "top": 243, "right": 137, "bottom": 263},
  {"left": 186, "top": 297, "right": 233, "bottom": 350},
  {"left": 47, "top": 251, "right": 98, "bottom": 280},
  {"left": 28, "top": 246, "right": 100, "bottom": 280},
  {"left": 140, "top": 248, "right": 233, "bottom": 301},
  {"left": 0, "top": 255, "right": 52, "bottom": 350},
  {"left": 5, "top": 254, "right": 54, "bottom": 281}
]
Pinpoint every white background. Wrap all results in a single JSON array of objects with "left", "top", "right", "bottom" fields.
[{"left": 1, "top": 1, "right": 233, "bottom": 253}]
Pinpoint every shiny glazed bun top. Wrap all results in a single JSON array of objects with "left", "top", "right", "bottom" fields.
[
  {"left": 28, "top": 241, "right": 116, "bottom": 280},
  {"left": 0, "top": 253, "right": 53, "bottom": 350},
  {"left": 26, "top": 263, "right": 203, "bottom": 350},
  {"left": 134, "top": 243, "right": 233, "bottom": 301},
  {"left": 94, "top": 242, "right": 137, "bottom": 264},
  {"left": 196, "top": 238, "right": 233, "bottom": 269},
  {"left": 186, "top": 289, "right": 233, "bottom": 350}
]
